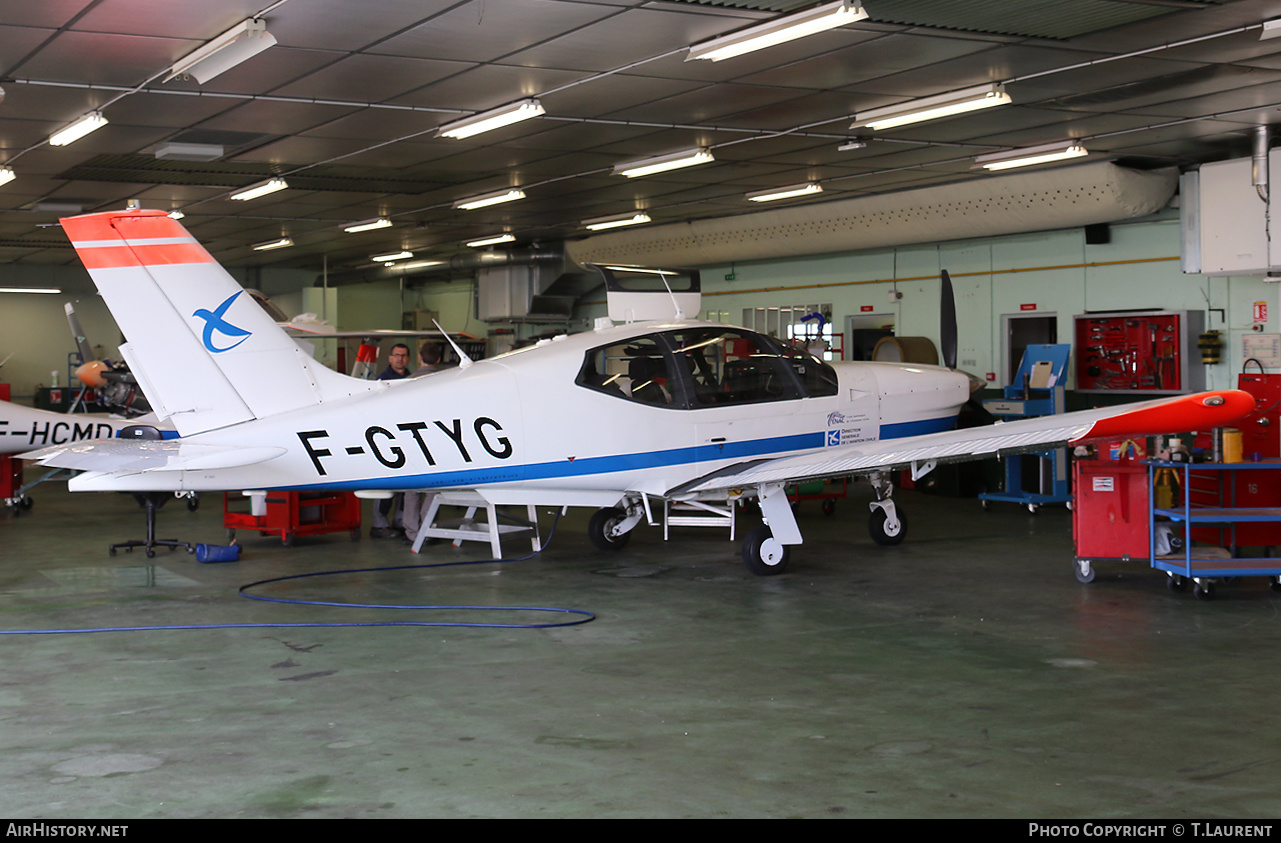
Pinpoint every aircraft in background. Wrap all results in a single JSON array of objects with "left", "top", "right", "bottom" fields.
[
  {"left": 0, "top": 399, "right": 155, "bottom": 456},
  {"left": 24, "top": 209, "right": 1253, "bottom": 574}
]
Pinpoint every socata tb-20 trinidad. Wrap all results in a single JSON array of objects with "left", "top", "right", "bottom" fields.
[{"left": 24, "top": 209, "right": 1252, "bottom": 574}]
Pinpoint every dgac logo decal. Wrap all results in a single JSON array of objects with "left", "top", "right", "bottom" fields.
[{"left": 193, "top": 292, "right": 251, "bottom": 353}]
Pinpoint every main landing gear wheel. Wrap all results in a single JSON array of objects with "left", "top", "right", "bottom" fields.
[
  {"left": 742, "top": 525, "right": 789, "bottom": 576},
  {"left": 868, "top": 506, "right": 906, "bottom": 546},
  {"left": 588, "top": 506, "right": 631, "bottom": 551}
]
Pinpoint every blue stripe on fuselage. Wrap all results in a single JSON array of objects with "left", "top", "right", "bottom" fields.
[
  {"left": 284, "top": 416, "right": 956, "bottom": 492},
  {"left": 881, "top": 416, "right": 955, "bottom": 438}
]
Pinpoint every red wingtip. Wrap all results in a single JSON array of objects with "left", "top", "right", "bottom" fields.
[{"left": 1071, "top": 389, "right": 1255, "bottom": 443}]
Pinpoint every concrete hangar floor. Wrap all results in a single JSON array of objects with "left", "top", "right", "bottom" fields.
[{"left": 1, "top": 480, "right": 1279, "bottom": 820}]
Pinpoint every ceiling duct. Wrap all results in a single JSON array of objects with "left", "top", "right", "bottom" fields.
[{"left": 566, "top": 162, "right": 1177, "bottom": 269}]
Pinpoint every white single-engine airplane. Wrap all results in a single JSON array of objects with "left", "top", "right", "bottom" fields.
[{"left": 25, "top": 209, "right": 1253, "bottom": 574}]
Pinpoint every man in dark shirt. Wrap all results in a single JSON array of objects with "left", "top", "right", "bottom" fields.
[
  {"left": 371, "top": 343, "right": 413, "bottom": 536},
  {"left": 377, "top": 343, "right": 411, "bottom": 380}
]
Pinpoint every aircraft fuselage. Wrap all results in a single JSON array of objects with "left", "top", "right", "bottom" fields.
[{"left": 67, "top": 320, "right": 973, "bottom": 503}]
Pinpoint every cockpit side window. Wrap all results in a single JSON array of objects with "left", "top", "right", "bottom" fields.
[
  {"left": 663, "top": 328, "right": 801, "bottom": 406},
  {"left": 778, "top": 343, "right": 839, "bottom": 397},
  {"left": 576, "top": 335, "right": 677, "bottom": 407}
]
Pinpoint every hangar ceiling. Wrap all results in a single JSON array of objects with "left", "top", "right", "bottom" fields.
[{"left": 2, "top": 0, "right": 1281, "bottom": 273}]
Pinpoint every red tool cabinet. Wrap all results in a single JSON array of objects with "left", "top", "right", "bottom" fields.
[
  {"left": 1074, "top": 310, "right": 1203, "bottom": 394},
  {"left": 1188, "top": 372, "right": 1281, "bottom": 549},
  {"left": 1072, "top": 457, "right": 1151, "bottom": 582}
]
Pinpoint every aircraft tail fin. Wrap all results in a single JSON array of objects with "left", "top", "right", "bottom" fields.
[{"left": 60, "top": 209, "right": 373, "bottom": 436}]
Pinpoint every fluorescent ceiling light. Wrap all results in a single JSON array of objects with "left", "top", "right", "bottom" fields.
[
  {"left": 34, "top": 201, "right": 83, "bottom": 214},
  {"left": 230, "top": 178, "right": 288, "bottom": 201},
  {"left": 398, "top": 260, "right": 446, "bottom": 271},
  {"left": 454, "top": 188, "right": 525, "bottom": 210},
  {"left": 0, "top": 167, "right": 14, "bottom": 187},
  {"left": 584, "top": 212, "right": 651, "bottom": 231},
  {"left": 851, "top": 84, "right": 1011, "bottom": 130},
  {"left": 167, "top": 18, "right": 277, "bottom": 84},
  {"left": 343, "top": 217, "right": 392, "bottom": 233},
  {"left": 372, "top": 250, "right": 413, "bottom": 262},
  {"left": 466, "top": 234, "right": 515, "bottom": 248},
  {"left": 252, "top": 237, "right": 293, "bottom": 251},
  {"left": 0, "top": 287, "right": 61, "bottom": 294},
  {"left": 1263, "top": 19, "right": 1281, "bottom": 40},
  {"left": 973, "top": 142, "right": 1088, "bottom": 171},
  {"left": 155, "top": 141, "right": 223, "bottom": 161},
  {"left": 746, "top": 182, "right": 822, "bottom": 202},
  {"left": 438, "top": 99, "right": 545, "bottom": 139},
  {"left": 687, "top": 1, "right": 867, "bottom": 62},
  {"left": 614, "top": 148, "right": 714, "bottom": 178},
  {"left": 49, "top": 112, "right": 107, "bottom": 147}
]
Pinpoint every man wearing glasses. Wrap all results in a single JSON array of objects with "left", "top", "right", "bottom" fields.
[{"left": 370, "top": 343, "right": 413, "bottom": 537}]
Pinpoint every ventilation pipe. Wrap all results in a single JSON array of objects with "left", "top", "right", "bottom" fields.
[
  {"left": 566, "top": 161, "right": 1178, "bottom": 269},
  {"left": 1253, "top": 124, "right": 1270, "bottom": 204}
]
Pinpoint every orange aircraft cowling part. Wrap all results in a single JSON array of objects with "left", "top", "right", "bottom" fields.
[
  {"left": 1070, "top": 389, "right": 1255, "bottom": 443},
  {"left": 75, "top": 360, "right": 109, "bottom": 388}
]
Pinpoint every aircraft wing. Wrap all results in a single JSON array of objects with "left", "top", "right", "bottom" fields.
[
  {"left": 281, "top": 325, "right": 478, "bottom": 340},
  {"left": 21, "top": 440, "right": 286, "bottom": 474},
  {"left": 671, "top": 389, "right": 1254, "bottom": 496}
]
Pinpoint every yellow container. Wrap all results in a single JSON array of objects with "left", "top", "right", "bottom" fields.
[{"left": 1223, "top": 427, "right": 1243, "bottom": 463}]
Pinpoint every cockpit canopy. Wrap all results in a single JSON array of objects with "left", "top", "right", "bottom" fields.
[{"left": 576, "top": 326, "right": 838, "bottom": 409}]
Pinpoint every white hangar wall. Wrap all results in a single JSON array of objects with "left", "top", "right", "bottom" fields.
[{"left": 680, "top": 214, "right": 1268, "bottom": 392}]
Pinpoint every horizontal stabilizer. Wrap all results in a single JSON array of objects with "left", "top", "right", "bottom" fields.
[{"left": 22, "top": 439, "right": 286, "bottom": 474}]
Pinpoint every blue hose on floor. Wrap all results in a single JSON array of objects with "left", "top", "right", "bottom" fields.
[{"left": 0, "top": 510, "right": 595, "bottom": 635}]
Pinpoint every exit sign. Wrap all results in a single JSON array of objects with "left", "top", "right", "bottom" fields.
[{"left": 1020, "top": 303, "right": 1037, "bottom": 311}]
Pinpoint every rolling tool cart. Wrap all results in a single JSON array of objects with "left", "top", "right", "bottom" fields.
[
  {"left": 787, "top": 477, "right": 848, "bottom": 514},
  {"left": 1148, "top": 458, "right": 1281, "bottom": 600},
  {"left": 0, "top": 383, "right": 30, "bottom": 514},
  {"left": 223, "top": 490, "right": 362, "bottom": 546}
]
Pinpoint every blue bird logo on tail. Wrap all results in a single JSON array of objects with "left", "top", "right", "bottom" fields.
[{"left": 193, "top": 292, "right": 251, "bottom": 353}]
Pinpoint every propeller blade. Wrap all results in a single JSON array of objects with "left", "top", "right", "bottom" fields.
[
  {"left": 940, "top": 269, "right": 957, "bottom": 370},
  {"left": 64, "top": 302, "right": 95, "bottom": 365}
]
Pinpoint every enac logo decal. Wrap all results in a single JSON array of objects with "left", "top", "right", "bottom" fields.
[{"left": 193, "top": 292, "right": 251, "bottom": 353}]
